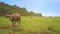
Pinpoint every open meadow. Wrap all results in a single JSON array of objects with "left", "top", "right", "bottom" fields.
[{"left": 0, "top": 16, "right": 60, "bottom": 34}]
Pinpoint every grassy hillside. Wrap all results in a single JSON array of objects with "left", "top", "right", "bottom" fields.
[
  {"left": 0, "top": 16, "right": 60, "bottom": 34},
  {"left": 0, "top": 2, "right": 42, "bottom": 16}
]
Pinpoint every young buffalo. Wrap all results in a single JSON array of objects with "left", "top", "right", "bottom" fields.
[{"left": 6, "top": 13, "right": 21, "bottom": 27}]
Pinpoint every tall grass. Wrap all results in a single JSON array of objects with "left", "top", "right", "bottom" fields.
[{"left": 0, "top": 16, "right": 60, "bottom": 34}]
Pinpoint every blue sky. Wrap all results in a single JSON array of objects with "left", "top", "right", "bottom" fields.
[{"left": 0, "top": 0, "right": 60, "bottom": 16}]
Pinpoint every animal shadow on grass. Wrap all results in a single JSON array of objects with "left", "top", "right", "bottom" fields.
[
  {"left": 11, "top": 26, "right": 24, "bottom": 32},
  {"left": 0, "top": 24, "right": 11, "bottom": 29},
  {"left": 0, "top": 24, "right": 24, "bottom": 32},
  {"left": 0, "top": 24, "right": 25, "bottom": 34}
]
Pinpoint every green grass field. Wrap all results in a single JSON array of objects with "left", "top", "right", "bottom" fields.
[{"left": 0, "top": 16, "right": 60, "bottom": 34}]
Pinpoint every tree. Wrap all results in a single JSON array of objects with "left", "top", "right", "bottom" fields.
[{"left": 36, "top": 13, "right": 43, "bottom": 16}]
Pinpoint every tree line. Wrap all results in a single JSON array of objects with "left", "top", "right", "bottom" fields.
[{"left": 0, "top": 2, "right": 42, "bottom": 16}]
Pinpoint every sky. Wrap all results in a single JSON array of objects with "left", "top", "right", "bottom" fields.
[{"left": 0, "top": 0, "right": 60, "bottom": 16}]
